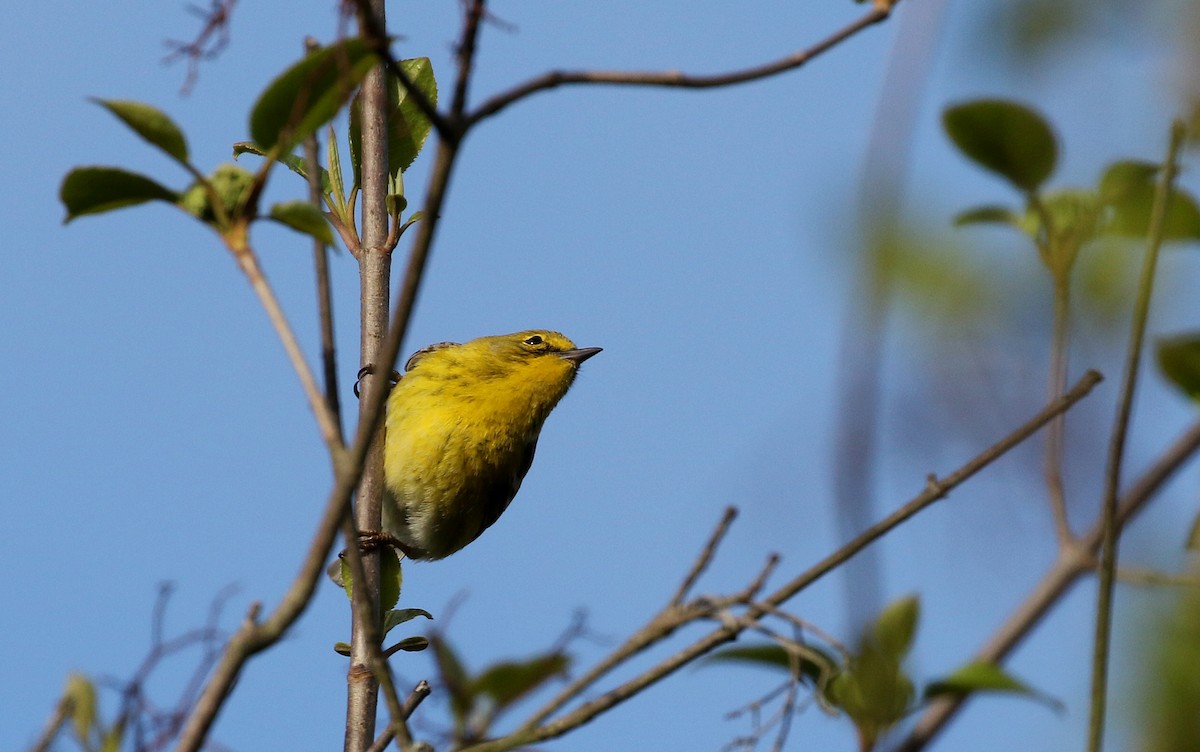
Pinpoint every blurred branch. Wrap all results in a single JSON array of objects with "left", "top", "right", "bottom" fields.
[
  {"left": 461, "top": 370, "right": 1101, "bottom": 752},
  {"left": 897, "top": 411, "right": 1200, "bottom": 752},
  {"left": 1087, "top": 119, "right": 1187, "bottom": 752},
  {"left": 163, "top": 0, "right": 237, "bottom": 94},
  {"left": 466, "top": 3, "right": 898, "bottom": 127},
  {"left": 1044, "top": 276, "right": 1073, "bottom": 544}
]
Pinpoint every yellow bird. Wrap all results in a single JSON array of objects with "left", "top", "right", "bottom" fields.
[{"left": 382, "top": 330, "right": 601, "bottom": 560}]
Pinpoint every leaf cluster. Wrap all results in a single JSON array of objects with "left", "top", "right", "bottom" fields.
[{"left": 706, "top": 596, "right": 1059, "bottom": 751}]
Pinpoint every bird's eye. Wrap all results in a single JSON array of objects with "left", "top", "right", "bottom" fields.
[{"left": 523, "top": 335, "right": 544, "bottom": 346}]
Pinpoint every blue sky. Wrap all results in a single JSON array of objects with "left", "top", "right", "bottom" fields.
[{"left": 5, "top": 2, "right": 1200, "bottom": 751}]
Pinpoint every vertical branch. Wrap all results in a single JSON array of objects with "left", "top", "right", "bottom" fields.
[
  {"left": 1044, "top": 276, "right": 1073, "bottom": 543},
  {"left": 1086, "top": 119, "right": 1186, "bottom": 752},
  {"left": 346, "top": 0, "right": 390, "bottom": 749}
]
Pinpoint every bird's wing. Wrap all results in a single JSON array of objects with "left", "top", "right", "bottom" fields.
[
  {"left": 479, "top": 435, "right": 539, "bottom": 534},
  {"left": 403, "top": 341, "right": 460, "bottom": 372}
]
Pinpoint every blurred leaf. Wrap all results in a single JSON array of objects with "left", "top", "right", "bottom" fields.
[
  {"left": 60, "top": 167, "right": 178, "bottom": 222},
  {"left": 953, "top": 205, "right": 1021, "bottom": 228},
  {"left": 1157, "top": 334, "right": 1200, "bottom": 401},
  {"left": 1188, "top": 511, "right": 1200, "bottom": 553},
  {"left": 334, "top": 641, "right": 352, "bottom": 656},
  {"left": 1099, "top": 160, "right": 1159, "bottom": 205},
  {"left": 394, "top": 636, "right": 429, "bottom": 652},
  {"left": 473, "top": 652, "right": 570, "bottom": 712},
  {"left": 349, "top": 57, "right": 438, "bottom": 187},
  {"left": 100, "top": 718, "right": 125, "bottom": 752},
  {"left": 828, "top": 643, "right": 914, "bottom": 749},
  {"left": 703, "top": 642, "right": 839, "bottom": 687},
  {"left": 268, "top": 201, "right": 334, "bottom": 245},
  {"left": 232, "top": 141, "right": 332, "bottom": 193},
  {"left": 65, "top": 673, "right": 97, "bottom": 744},
  {"left": 432, "top": 636, "right": 475, "bottom": 728},
  {"left": 1038, "top": 189, "right": 1103, "bottom": 274},
  {"left": 923, "top": 660, "right": 1063, "bottom": 711},
  {"left": 1136, "top": 572, "right": 1200, "bottom": 752},
  {"left": 1108, "top": 182, "right": 1200, "bottom": 241},
  {"left": 943, "top": 99, "right": 1057, "bottom": 192},
  {"left": 383, "top": 608, "right": 433, "bottom": 636},
  {"left": 250, "top": 39, "right": 376, "bottom": 153},
  {"left": 873, "top": 595, "right": 919, "bottom": 661},
  {"left": 93, "top": 99, "right": 189, "bottom": 164},
  {"left": 178, "top": 164, "right": 255, "bottom": 224}
]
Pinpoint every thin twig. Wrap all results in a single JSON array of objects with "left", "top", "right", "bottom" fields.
[
  {"left": 897, "top": 414, "right": 1200, "bottom": 752},
  {"left": 672, "top": 506, "right": 739, "bottom": 605},
  {"left": 303, "top": 43, "right": 344, "bottom": 438},
  {"left": 461, "top": 370, "right": 1101, "bottom": 752},
  {"left": 1087, "top": 119, "right": 1186, "bottom": 752},
  {"left": 228, "top": 247, "right": 347, "bottom": 463},
  {"left": 365, "top": 680, "right": 434, "bottom": 752},
  {"left": 465, "top": 4, "right": 896, "bottom": 127}
]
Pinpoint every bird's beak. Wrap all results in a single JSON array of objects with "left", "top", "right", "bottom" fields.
[{"left": 558, "top": 347, "right": 602, "bottom": 365}]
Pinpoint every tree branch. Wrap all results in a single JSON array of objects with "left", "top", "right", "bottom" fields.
[
  {"left": 465, "top": 3, "right": 897, "bottom": 128},
  {"left": 1086, "top": 119, "right": 1186, "bottom": 752}
]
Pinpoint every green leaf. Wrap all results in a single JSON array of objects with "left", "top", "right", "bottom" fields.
[
  {"left": 473, "top": 652, "right": 570, "bottom": 712},
  {"left": 1099, "top": 160, "right": 1159, "bottom": 205},
  {"left": 394, "top": 636, "right": 429, "bottom": 652},
  {"left": 249, "top": 38, "right": 376, "bottom": 154},
  {"left": 953, "top": 205, "right": 1021, "bottom": 228},
  {"left": 873, "top": 595, "right": 920, "bottom": 661},
  {"left": 923, "top": 660, "right": 1063, "bottom": 711},
  {"left": 334, "top": 641, "right": 352, "bottom": 656},
  {"left": 1107, "top": 183, "right": 1200, "bottom": 241},
  {"left": 396, "top": 211, "right": 424, "bottom": 239},
  {"left": 383, "top": 608, "right": 433, "bottom": 636},
  {"left": 268, "top": 201, "right": 334, "bottom": 245},
  {"left": 93, "top": 99, "right": 189, "bottom": 164},
  {"left": 326, "top": 124, "right": 347, "bottom": 213},
  {"left": 702, "top": 643, "right": 839, "bottom": 687},
  {"left": 64, "top": 673, "right": 97, "bottom": 744},
  {"left": 349, "top": 57, "right": 438, "bottom": 187},
  {"left": 943, "top": 99, "right": 1058, "bottom": 192},
  {"left": 1157, "top": 334, "right": 1200, "bottom": 401},
  {"left": 232, "top": 141, "right": 332, "bottom": 193},
  {"left": 61, "top": 167, "right": 178, "bottom": 223}
]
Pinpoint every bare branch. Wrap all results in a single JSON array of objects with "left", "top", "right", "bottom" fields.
[
  {"left": 672, "top": 506, "right": 739, "bottom": 605},
  {"left": 466, "top": 4, "right": 896, "bottom": 127}
]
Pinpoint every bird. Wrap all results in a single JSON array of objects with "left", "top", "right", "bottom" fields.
[{"left": 380, "top": 330, "right": 601, "bottom": 560}]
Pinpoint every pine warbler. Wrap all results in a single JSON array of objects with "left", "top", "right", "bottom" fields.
[{"left": 382, "top": 330, "right": 601, "bottom": 560}]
